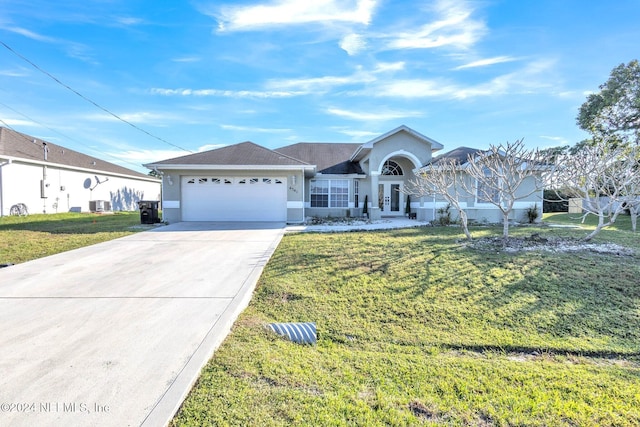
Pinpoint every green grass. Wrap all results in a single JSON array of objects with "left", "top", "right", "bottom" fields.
[
  {"left": 172, "top": 220, "right": 640, "bottom": 426},
  {"left": 0, "top": 212, "right": 147, "bottom": 264}
]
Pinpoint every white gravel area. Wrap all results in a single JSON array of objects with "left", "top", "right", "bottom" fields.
[{"left": 286, "top": 217, "right": 427, "bottom": 233}]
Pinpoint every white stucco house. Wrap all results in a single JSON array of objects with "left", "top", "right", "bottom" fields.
[
  {"left": 424, "top": 146, "right": 545, "bottom": 224},
  {"left": 145, "top": 125, "right": 543, "bottom": 224},
  {"left": 0, "top": 127, "right": 161, "bottom": 216}
]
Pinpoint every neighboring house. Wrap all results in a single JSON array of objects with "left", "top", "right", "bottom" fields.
[
  {"left": 427, "top": 146, "right": 545, "bottom": 223},
  {"left": 0, "top": 127, "right": 161, "bottom": 216}
]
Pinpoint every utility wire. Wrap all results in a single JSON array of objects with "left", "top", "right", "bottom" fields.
[
  {"left": 0, "top": 118, "right": 146, "bottom": 172},
  {"left": 0, "top": 100, "right": 150, "bottom": 171},
  {"left": 1, "top": 40, "right": 193, "bottom": 154}
]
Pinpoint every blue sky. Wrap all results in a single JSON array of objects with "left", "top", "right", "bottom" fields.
[{"left": 1, "top": 0, "right": 639, "bottom": 173}]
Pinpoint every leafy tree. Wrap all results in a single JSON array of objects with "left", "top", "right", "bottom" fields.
[{"left": 577, "top": 60, "right": 640, "bottom": 147}]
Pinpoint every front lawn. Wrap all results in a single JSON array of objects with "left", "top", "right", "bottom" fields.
[
  {"left": 172, "top": 219, "right": 640, "bottom": 426},
  {"left": 0, "top": 212, "right": 146, "bottom": 264}
]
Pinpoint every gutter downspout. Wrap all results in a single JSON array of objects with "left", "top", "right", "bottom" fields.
[
  {"left": 0, "top": 160, "right": 12, "bottom": 217},
  {"left": 433, "top": 192, "right": 436, "bottom": 223},
  {"left": 301, "top": 168, "right": 305, "bottom": 223}
]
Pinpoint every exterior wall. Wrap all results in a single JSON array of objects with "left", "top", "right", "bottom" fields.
[
  {"left": 409, "top": 172, "right": 544, "bottom": 224},
  {"left": 158, "top": 168, "right": 305, "bottom": 223},
  {"left": 0, "top": 160, "right": 160, "bottom": 216},
  {"left": 286, "top": 171, "right": 305, "bottom": 223},
  {"left": 366, "top": 131, "right": 435, "bottom": 171}
]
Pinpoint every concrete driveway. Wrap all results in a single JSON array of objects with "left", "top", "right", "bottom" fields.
[{"left": 0, "top": 222, "right": 285, "bottom": 427}]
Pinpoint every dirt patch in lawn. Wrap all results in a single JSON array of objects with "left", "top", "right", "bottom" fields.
[{"left": 466, "top": 233, "right": 635, "bottom": 256}]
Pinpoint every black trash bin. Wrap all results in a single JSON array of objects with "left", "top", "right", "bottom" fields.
[{"left": 138, "top": 200, "right": 159, "bottom": 224}]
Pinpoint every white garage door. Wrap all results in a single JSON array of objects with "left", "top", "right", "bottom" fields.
[{"left": 181, "top": 176, "right": 287, "bottom": 221}]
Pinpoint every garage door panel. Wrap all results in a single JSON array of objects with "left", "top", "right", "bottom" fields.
[{"left": 181, "top": 177, "right": 286, "bottom": 221}]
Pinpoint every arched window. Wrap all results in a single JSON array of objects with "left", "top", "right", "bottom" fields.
[{"left": 381, "top": 160, "right": 403, "bottom": 176}]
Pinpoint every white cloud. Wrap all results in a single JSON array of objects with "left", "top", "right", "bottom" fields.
[
  {"left": 112, "top": 149, "right": 185, "bottom": 164},
  {"left": 340, "top": 33, "right": 368, "bottom": 56},
  {"left": 327, "top": 107, "right": 423, "bottom": 121},
  {"left": 84, "top": 111, "right": 180, "bottom": 124},
  {"left": 196, "top": 144, "right": 226, "bottom": 152},
  {"left": 0, "top": 118, "right": 36, "bottom": 127},
  {"left": 373, "top": 60, "right": 557, "bottom": 99},
  {"left": 334, "top": 128, "right": 381, "bottom": 138},
  {"left": 373, "top": 79, "right": 458, "bottom": 98},
  {"left": 539, "top": 135, "right": 569, "bottom": 145},
  {"left": 3, "top": 25, "right": 96, "bottom": 64},
  {"left": 110, "top": 143, "right": 230, "bottom": 169},
  {"left": 454, "top": 56, "right": 518, "bottom": 70},
  {"left": 150, "top": 88, "right": 304, "bottom": 98},
  {"left": 221, "top": 124, "right": 292, "bottom": 133},
  {"left": 215, "top": 0, "right": 378, "bottom": 31},
  {"left": 373, "top": 62, "right": 405, "bottom": 73},
  {"left": 382, "top": 0, "right": 486, "bottom": 50},
  {"left": 0, "top": 67, "right": 29, "bottom": 77},
  {"left": 267, "top": 76, "right": 363, "bottom": 92},
  {"left": 3, "top": 26, "right": 56, "bottom": 42},
  {"left": 115, "top": 16, "right": 143, "bottom": 26},
  {"left": 171, "top": 56, "right": 201, "bottom": 63},
  {"left": 266, "top": 68, "right": 376, "bottom": 92}
]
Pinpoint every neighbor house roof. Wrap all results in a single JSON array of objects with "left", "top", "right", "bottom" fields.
[
  {"left": 0, "top": 127, "right": 154, "bottom": 179},
  {"left": 428, "top": 146, "right": 485, "bottom": 166},
  {"left": 427, "top": 146, "right": 552, "bottom": 172},
  {"left": 275, "top": 143, "right": 364, "bottom": 174}
]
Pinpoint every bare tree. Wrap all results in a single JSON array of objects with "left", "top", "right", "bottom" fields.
[
  {"left": 617, "top": 153, "right": 640, "bottom": 233},
  {"left": 461, "top": 140, "right": 547, "bottom": 238},
  {"left": 550, "top": 143, "right": 640, "bottom": 240},
  {"left": 405, "top": 158, "right": 474, "bottom": 240},
  {"left": 624, "top": 196, "right": 640, "bottom": 232}
]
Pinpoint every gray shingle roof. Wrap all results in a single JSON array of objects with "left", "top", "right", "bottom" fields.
[
  {"left": 0, "top": 127, "right": 153, "bottom": 179},
  {"left": 275, "top": 143, "right": 364, "bottom": 174},
  {"left": 428, "top": 146, "right": 485, "bottom": 166},
  {"left": 149, "top": 141, "right": 310, "bottom": 166}
]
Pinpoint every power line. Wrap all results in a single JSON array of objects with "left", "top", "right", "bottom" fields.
[
  {"left": 0, "top": 100, "right": 150, "bottom": 170},
  {"left": 0, "top": 40, "right": 193, "bottom": 154},
  {"left": 0, "top": 118, "right": 149, "bottom": 172}
]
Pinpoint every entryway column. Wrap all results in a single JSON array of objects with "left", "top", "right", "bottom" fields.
[{"left": 369, "top": 172, "right": 381, "bottom": 220}]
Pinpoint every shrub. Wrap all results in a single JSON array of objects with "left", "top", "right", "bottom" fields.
[
  {"left": 525, "top": 204, "right": 539, "bottom": 223},
  {"left": 436, "top": 204, "right": 453, "bottom": 226}
]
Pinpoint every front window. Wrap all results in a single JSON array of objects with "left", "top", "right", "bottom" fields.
[
  {"left": 477, "top": 169, "right": 500, "bottom": 204},
  {"left": 311, "top": 179, "right": 349, "bottom": 208},
  {"left": 381, "top": 160, "right": 403, "bottom": 176}
]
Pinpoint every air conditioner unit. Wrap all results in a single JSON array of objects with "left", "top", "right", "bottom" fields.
[{"left": 89, "top": 200, "right": 112, "bottom": 212}]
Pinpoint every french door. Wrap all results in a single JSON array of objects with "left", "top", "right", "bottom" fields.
[{"left": 378, "top": 181, "right": 403, "bottom": 215}]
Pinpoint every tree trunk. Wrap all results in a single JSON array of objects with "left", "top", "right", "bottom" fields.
[
  {"left": 503, "top": 211, "right": 510, "bottom": 238},
  {"left": 631, "top": 206, "right": 638, "bottom": 232},
  {"left": 458, "top": 210, "right": 472, "bottom": 240},
  {"left": 584, "top": 214, "right": 608, "bottom": 241}
]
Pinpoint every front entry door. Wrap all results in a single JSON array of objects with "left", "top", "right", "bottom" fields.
[{"left": 378, "top": 182, "right": 403, "bottom": 215}]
